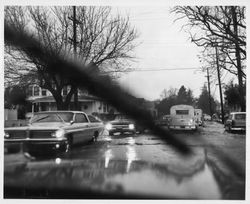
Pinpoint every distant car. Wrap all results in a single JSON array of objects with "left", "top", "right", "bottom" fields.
[
  {"left": 194, "top": 109, "right": 204, "bottom": 126},
  {"left": 4, "top": 111, "right": 104, "bottom": 154},
  {"left": 169, "top": 105, "right": 197, "bottom": 131},
  {"left": 224, "top": 112, "right": 246, "bottom": 132},
  {"left": 105, "top": 115, "right": 136, "bottom": 136},
  {"left": 203, "top": 114, "right": 212, "bottom": 121},
  {"left": 155, "top": 115, "right": 171, "bottom": 127},
  {"left": 162, "top": 115, "right": 171, "bottom": 126}
]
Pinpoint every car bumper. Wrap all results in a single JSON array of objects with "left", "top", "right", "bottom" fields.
[
  {"left": 169, "top": 125, "right": 197, "bottom": 130},
  {"left": 109, "top": 128, "right": 136, "bottom": 134},
  {"left": 4, "top": 138, "right": 68, "bottom": 154},
  {"left": 230, "top": 127, "right": 246, "bottom": 131}
]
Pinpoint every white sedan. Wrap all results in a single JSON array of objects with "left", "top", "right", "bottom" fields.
[{"left": 4, "top": 111, "right": 104, "bottom": 153}]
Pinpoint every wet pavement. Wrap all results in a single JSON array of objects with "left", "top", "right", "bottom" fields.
[{"left": 4, "top": 121, "right": 245, "bottom": 199}]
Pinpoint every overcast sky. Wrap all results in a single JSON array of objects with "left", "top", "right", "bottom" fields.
[{"left": 114, "top": 6, "right": 232, "bottom": 101}]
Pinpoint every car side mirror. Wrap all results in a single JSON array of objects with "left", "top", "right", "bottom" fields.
[{"left": 70, "top": 120, "right": 74, "bottom": 125}]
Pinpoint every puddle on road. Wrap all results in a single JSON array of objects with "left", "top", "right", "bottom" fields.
[
  {"left": 4, "top": 149, "right": 244, "bottom": 199},
  {"left": 104, "top": 163, "right": 222, "bottom": 199}
]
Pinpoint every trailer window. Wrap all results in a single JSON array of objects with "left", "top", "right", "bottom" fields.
[{"left": 176, "top": 110, "right": 189, "bottom": 115}]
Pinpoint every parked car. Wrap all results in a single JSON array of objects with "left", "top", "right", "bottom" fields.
[
  {"left": 203, "top": 114, "right": 212, "bottom": 121},
  {"left": 224, "top": 112, "right": 246, "bottom": 132},
  {"left": 194, "top": 109, "right": 204, "bottom": 126},
  {"left": 155, "top": 115, "right": 171, "bottom": 127},
  {"left": 4, "top": 111, "right": 104, "bottom": 154},
  {"left": 105, "top": 114, "right": 137, "bottom": 135},
  {"left": 169, "top": 105, "right": 197, "bottom": 131}
]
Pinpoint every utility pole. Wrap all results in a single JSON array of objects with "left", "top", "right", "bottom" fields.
[
  {"left": 205, "top": 67, "right": 212, "bottom": 117},
  {"left": 72, "top": 6, "right": 79, "bottom": 110},
  {"left": 215, "top": 45, "right": 224, "bottom": 124}
]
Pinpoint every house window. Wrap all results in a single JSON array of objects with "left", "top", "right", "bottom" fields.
[
  {"left": 42, "top": 89, "right": 47, "bottom": 96},
  {"left": 34, "top": 86, "right": 40, "bottom": 96},
  {"left": 28, "top": 86, "right": 33, "bottom": 96},
  {"left": 52, "top": 83, "right": 56, "bottom": 90}
]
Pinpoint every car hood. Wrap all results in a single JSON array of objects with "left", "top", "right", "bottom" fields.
[
  {"left": 5, "top": 122, "right": 70, "bottom": 131},
  {"left": 110, "top": 119, "right": 134, "bottom": 124},
  {"left": 4, "top": 153, "right": 243, "bottom": 199}
]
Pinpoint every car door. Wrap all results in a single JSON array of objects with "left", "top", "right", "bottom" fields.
[
  {"left": 88, "top": 115, "right": 103, "bottom": 134},
  {"left": 72, "top": 113, "right": 91, "bottom": 144},
  {"left": 234, "top": 113, "right": 246, "bottom": 127}
]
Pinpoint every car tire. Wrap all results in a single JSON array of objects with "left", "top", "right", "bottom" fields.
[{"left": 92, "top": 131, "right": 99, "bottom": 142}]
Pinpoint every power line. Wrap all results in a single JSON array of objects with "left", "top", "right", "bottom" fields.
[{"left": 102, "top": 67, "right": 202, "bottom": 73}]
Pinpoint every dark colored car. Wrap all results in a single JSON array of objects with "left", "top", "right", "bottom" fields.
[
  {"left": 105, "top": 115, "right": 136, "bottom": 136},
  {"left": 224, "top": 112, "right": 246, "bottom": 132}
]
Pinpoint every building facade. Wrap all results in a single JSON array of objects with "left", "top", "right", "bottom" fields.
[
  {"left": 25, "top": 85, "right": 158, "bottom": 120},
  {"left": 26, "top": 85, "right": 117, "bottom": 118}
]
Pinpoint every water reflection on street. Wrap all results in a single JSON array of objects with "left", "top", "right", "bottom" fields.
[
  {"left": 4, "top": 122, "right": 245, "bottom": 199},
  {"left": 105, "top": 163, "right": 221, "bottom": 199}
]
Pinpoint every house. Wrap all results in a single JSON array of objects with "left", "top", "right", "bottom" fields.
[
  {"left": 25, "top": 85, "right": 158, "bottom": 121},
  {"left": 25, "top": 85, "right": 118, "bottom": 118}
]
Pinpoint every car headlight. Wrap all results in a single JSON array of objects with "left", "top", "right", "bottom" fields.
[
  {"left": 190, "top": 119, "right": 193, "bottom": 123},
  {"left": 51, "top": 129, "right": 65, "bottom": 138},
  {"left": 4, "top": 131, "right": 10, "bottom": 138},
  {"left": 129, "top": 124, "right": 135, "bottom": 130},
  {"left": 106, "top": 123, "right": 112, "bottom": 130}
]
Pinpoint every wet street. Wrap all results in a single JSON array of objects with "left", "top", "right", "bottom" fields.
[
  {"left": 65, "top": 121, "right": 246, "bottom": 175},
  {"left": 4, "top": 121, "right": 246, "bottom": 199}
]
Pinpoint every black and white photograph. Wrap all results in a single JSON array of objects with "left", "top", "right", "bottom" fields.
[{"left": 2, "top": 0, "right": 248, "bottom": 201}]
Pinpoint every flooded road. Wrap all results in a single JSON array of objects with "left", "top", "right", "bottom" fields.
[{"left": 4, "top": 121, "right": 245, "bottom": 199}]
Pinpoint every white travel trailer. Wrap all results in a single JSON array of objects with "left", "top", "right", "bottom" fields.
[
  {"left": 169, "top": 104, "right": 197, "bottom": 131},
  {"left": 194, "top": 109, "right": 204, "bottom": 126}
]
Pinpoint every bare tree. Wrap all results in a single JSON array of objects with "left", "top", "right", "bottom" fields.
[
  {"left": 160, "top": 87, "right": 177, "bottom": 100},
  {"left": 171, "top": 6, "right": 246, "bottom": 111},
  {"left": 5, "top": 6, "right": 139, "bottom": 110}
]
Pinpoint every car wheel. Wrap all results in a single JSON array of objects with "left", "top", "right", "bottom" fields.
[{"left": 92, "top": 131, "right": 99, "bottom": 142}]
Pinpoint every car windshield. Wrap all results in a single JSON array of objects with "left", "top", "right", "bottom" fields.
[
  {"left": 30, "top": 112, "right": 74, "bottom": 123},
  {"left": 235, "top": 113, "right": 246, "bottom": 120},
  {"left": 4, "top": 6, "right": 246, "bottom": 200},
  {"left": 115, "top": 115, "right": 131, "bottom": 120}
]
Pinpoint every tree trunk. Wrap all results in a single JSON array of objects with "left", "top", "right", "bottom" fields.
[
  {"left": 231, "top": 6, "right": 245, "bottom": 112},
  {"left": 53, "top": 92, "right": 70, "bottom": 110}
]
